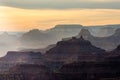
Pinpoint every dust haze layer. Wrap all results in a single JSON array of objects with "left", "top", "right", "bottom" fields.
[{"left": 0, "top": 24, "right": 120, "bottom": 57}]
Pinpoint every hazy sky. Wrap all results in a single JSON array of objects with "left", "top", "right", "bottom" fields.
[{"left": 0, "top": 0, "right": 120, "bottom": 31}]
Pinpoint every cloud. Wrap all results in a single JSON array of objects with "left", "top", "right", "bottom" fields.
[
  {"left": 0, "top": 0, "right": 120, "bottom": 9},
  {"left": 85, "top": 0, "right": 120, "bottom": 2},
  {"left": 1, "top": 6, "right": 120, "bottom": 31}
]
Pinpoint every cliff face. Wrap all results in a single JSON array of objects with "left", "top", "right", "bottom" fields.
[
  {"left": 0, "top": 64, "right": 52, "bottom": 80},
  {"left": 20, "top": 26, "right": 120, "bottom": 51},
  {"left": 1, "top": 36, "right": 120, "bottom": 80},
  {"left": 77, "top": 28, "right": 120, "bottom": 51},
  {"left": 20, "top": 25, "right": 83, "bottom": 49},
  {"left": 20, "top": 29, "right": 52, "bottom": 48},
  {"left": 58, "top": 61, "right": 120, "bottom": 80},
  {"left": 45, "top": 36, "right": 105, "bottom": 63},
  {"left": 0, "top": 51, "right": 44, "bottom": 64},
  {"left": 54, "top": 44, "right": 120, "bottom": 80},
  {"left": 0, "top": 51, "right": 44, "bottom": 72},
  {"left": 105, "top": 45, "right": 120, "bottom": 59}
]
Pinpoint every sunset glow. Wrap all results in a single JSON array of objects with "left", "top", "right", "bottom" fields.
[{"left": 0, "top": 6, "right": 120, "bottom": 31}]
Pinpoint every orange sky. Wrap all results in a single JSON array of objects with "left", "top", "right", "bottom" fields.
[{"left": 0, "top": 6, "right": 120, "bottom": 31}]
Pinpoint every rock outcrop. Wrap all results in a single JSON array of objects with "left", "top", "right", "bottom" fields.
[
  {"left": 77, "top": 28, "right": 120, "bottom": 50},
  {"left": 45, "top": 36, "right": 105, "bottom": 63},
  {"left": 0, "top": 64, "right": 52, "bottom": 80},
  {"left": 0, "top": 51, "right": 44, "bottom": 72}
]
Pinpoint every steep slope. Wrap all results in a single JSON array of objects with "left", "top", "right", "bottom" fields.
[
  {"left": 9, "top": 64, "right": 52, "bottom": 80},
  {"left": 59, "top": 60, "right": 120, "bottom": 80},
  {"left": 77, "top": 28, "right": 120, "bottom": 51},
  {"left": 20, "top": 24, "right": 120, "bottom": 51},
  {"left": 20, "top": 29, "right": 53, "bottom": 48},
  {"left": 46, "top": 24, "right": 83, "bottom": 39},
  {"left": 0, "top": 51, "right": 44, "bottom": 64},
  {"left": 0, "top": 51, "right": 44, "bottom": 72},
  {"left": 45, "top": 36, "right": 105, "bottom": 63},
  {"left": 105, "top": 44, "right": 120, "bottom": 58},
  {"left": 87, "top": 24, "right": 120, "bottom": 37},
  {"left": 20, "top": 25, "right": 83, "bottom": 49}
]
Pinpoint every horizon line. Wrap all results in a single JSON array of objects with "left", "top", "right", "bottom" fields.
[{"left": 0, "top": 23, "right": 120, "bottom": 32}]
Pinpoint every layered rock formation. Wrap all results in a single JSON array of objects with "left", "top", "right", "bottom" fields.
[
  {"left": 0, "top": 51, "right": 44, "bottom": 72},
  {"left": 105, "top": 45, "right": 120, "bottom": 59},
  {"left": 20, "top": 24, "right": 120, "bottom": 52},
  {"left": 0, "top": 51, "right": 44, "bottom": 64},
  {"left": 77, "top": 28, "right": 120, "bottom": 50},
  {"left": 53, "top": 44, "right": 120, "bottom": 80},
  {"left": 9, "top": 64, "right": 52, "bottom": 80},
  {"left": 0, "top": 64, "right": 52, "bottom": 80},
  {"left": 1, "top": 25, "right": 120, "bottom": 80},
  {"left": 45, "top": 36, "right": 105, "bottom": 63},
  {"left": 20, "top": 25, "right": 83, "bottom": 49},
  {"left": 57, "top": 60, "right": 120, "bottom": 80}
]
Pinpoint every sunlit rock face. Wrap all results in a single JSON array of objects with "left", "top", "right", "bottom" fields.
[{"left": 45, "top": 36, "right": 105, "bottom": 63}]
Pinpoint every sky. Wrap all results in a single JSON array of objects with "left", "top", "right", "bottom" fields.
[{"left": 0, "top": 0, "right": 120, "bottom": 31}]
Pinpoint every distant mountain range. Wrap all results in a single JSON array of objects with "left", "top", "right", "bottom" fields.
[
  {"left": 77, "top": 28, "right": 120, "bottom": 50},
  {"left": 20, "top": 24, "right": 120, "bottom": 50},
  {"left": 1, "top": 32, "right": 120, "bottom": 68},
  {"left": 20, "top": 25, "right": 83, "bottom": 49},
  {"left": 0, "top": 32, "right": 20, "bottom": 57},
  {"left": 20, "top": 25, "right": 120, "bottom": 52},
  {"left": 0, "top": 24, "right": 120, "bottom": 57}
]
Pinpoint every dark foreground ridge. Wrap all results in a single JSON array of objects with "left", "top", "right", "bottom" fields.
[
  {"left": 45, "top": 36, "right": 105, "bottom": 63},
  {"left": 0, "top": 35, "right": 120, "bottom": 80}
]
